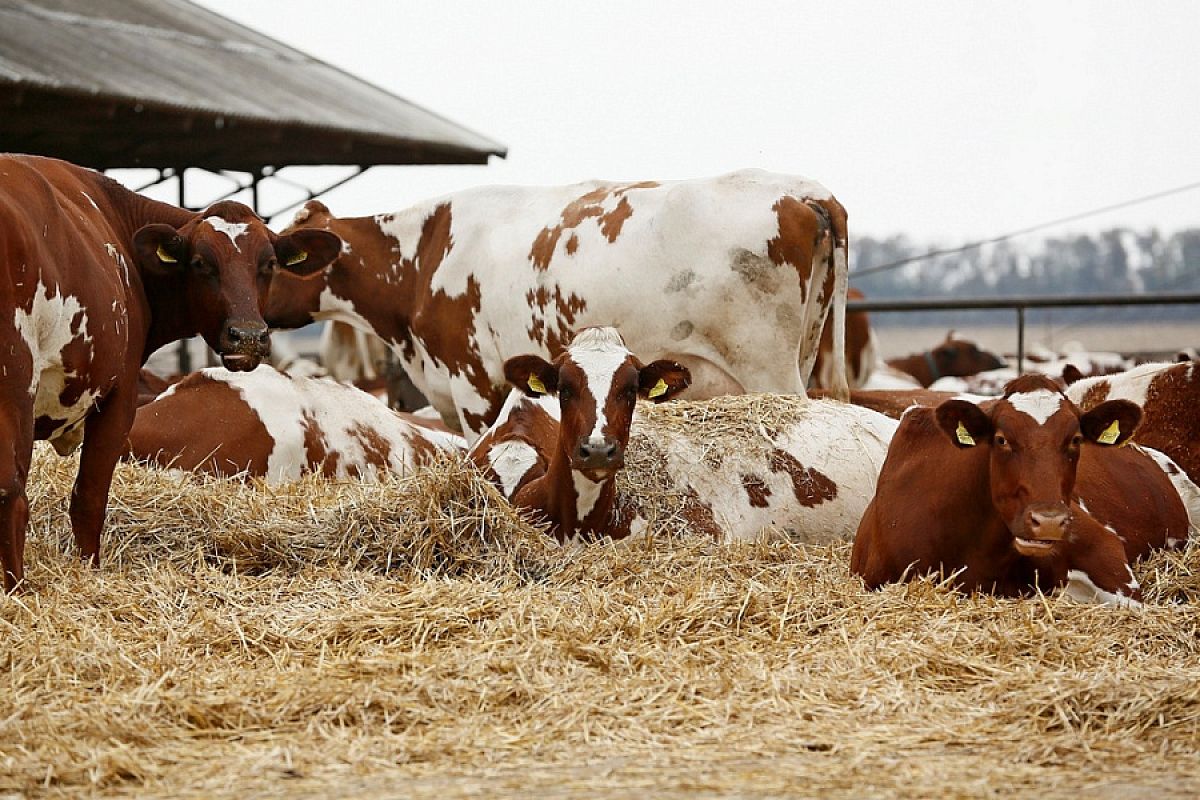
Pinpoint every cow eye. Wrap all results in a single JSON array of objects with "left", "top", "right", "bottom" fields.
[
  {"left": 558, "top": 385, "right": 572, "bottom": 401},
  {"left": 994, "top": 434, "right": 1008, "bottom": 448},
  {"left": 190, "top": 256, "right": 213, "bottom": 275},
  {"left": 1070, "top": 434, "right": 1083, "bottom": 448},
  {"left": 260, "top": 257, "right": 279, "bottom": 276}
]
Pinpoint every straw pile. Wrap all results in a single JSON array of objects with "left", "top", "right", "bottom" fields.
[{"left": 2, "top": 441, "right": 1199, "bottom": 798}]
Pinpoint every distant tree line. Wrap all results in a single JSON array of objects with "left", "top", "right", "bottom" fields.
[{"left": 850, "top": 227, "right": 1200, "bottom": 325}]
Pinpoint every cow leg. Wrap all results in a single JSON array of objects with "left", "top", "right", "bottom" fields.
[
  {"left": 0, "top": 394, "right": 34, "bottom": 591},
  {"left": 69, "top": 374, "right": 137, "bottom": 565},
  {"left": 1062, "top": 515, "right": 1143, "bottom": 607}
]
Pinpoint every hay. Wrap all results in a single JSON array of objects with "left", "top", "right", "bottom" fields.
[{"left": 1, "top": 443, "right": 1199, "bottom": 798}]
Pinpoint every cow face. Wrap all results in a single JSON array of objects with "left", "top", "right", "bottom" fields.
[
  {"left": 132, "top": 201, "right": 340, "bottom": 370},
  {"left": 936, "top": 376, "right": 1140, "bottom": 556},
  {"left": 503, "top": 327, "right": 690, "bottom": 477},
  {"left": 930, "top": 333, "right": 1007, "bottom": 378}
]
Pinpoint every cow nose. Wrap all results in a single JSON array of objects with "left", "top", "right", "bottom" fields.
[
  {"left": 226, "top": 322, "right": 270, "bottom": 349},
  {"left": 1028, "top": 506, "right": 1068, "bottom": 540},
  {"left": 575, "top": 437, "right": 622, "bottom": 469}
]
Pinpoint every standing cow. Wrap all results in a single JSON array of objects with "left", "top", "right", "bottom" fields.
[
  {"left": 0, "top": 155, "right": 340, "bottom": 589},
  {"left": 264, "top": 169, "right": 851, "bottom": 441}
]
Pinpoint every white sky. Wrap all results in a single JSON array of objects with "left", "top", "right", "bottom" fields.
[{"left": 181, "top": 0, "right": 1200, "bottom": 244}]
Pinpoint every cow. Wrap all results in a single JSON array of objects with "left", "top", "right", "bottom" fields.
[
  {"left": 623, "top": 395, "right": 898, "bottom": 544},
  {"left": 887, "top": 332, "right": 1006, "bottom": 388},
  {"left": 126, "top": 366, "right": 463, "bottom": 484},
  {"left": 812, "top": 287, "right": 877, "bottom": 390},
  {"left": 851, "top": 375, "right": 1194, "bottom": 605},
  {"left": 264, "top": 169, "right": 852, "bottom": 443},
  {"left": 0, "top": 154, "right": 341, "bottom": 589},
  {"left": 1066, "top": 361, "right": 1200, "bottom": 486},
  {"left": 468, "top": 326, "right": 690, "bottom": 542}
]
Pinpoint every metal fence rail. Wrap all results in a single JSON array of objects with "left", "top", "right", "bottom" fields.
[{"left": 847, "top": 292, "right": 1200, "bottom": 373}]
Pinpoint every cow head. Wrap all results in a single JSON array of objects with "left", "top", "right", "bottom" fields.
[
  {"left": 935, "top": 375, "right": 1140, "bottom": 556},
  {"left": 132, "top": 201, "right": 341, "bottom": 370},
  {"left": 929, "top": 332, "right": 1007, "bottom": 379},
  {"left": 503, "top": 327, "right": 690, "bottom": 477},
  {"left": 262, "top": 201, "right": 346, "bottom": 330}
]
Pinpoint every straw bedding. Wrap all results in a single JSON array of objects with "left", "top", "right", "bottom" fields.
[{"left": 2, "top": 438, "right": 1199, "bottom": 798}]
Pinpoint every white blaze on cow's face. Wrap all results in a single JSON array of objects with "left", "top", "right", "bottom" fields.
[
  {"left": 203, "top": 216, "right": 250, "bottom": 252},
  {"left": 559, "top": 326, "right": 640, "bottom": 474}
]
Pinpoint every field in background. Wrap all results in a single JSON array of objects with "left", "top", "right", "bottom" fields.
[{"left": 870, "top": 321, "right": 1197, "bottom": 360}]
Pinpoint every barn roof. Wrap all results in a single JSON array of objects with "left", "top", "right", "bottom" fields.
[{"left": 0, "top": 0, "right": 506, "bottom": 172}]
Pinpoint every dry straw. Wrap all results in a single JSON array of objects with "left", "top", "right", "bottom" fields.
[{"left": 1, "top": 441, "right": 1198, "bottom": 798}]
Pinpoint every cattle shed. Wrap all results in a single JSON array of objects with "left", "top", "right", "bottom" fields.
[{"left": 0, "top": 0, "right": 506, "bottom": 210}]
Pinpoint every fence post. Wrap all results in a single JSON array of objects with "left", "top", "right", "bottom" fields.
[{"left": 1016, "top": 306, "right": 1025, "bottom": 374}]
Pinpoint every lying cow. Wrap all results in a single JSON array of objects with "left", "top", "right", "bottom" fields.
[
  {"left": 469, "top": 327, "right": 690, "bottom": 542},
  {"left": 265, "top": 169, "right": 852, "bottom": 441},
  {"left": 1067, "top": 361, "right": 1200, "bottom": 486},
  {"left": 126, "top": 367, "right": 464, "bottom": 484},
  {"left": 851, "top": 375, "right": 1194, "bottom": 605},
  {"left": 887, "top": 333, "right": 1006, "bottom": 388},
  {"left": 0, "top": 155, "right": 340, "bottom": 589}
]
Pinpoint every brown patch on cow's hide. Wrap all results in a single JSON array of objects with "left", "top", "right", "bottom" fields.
[
  {"left": 528, "top": 182, "right": 660, "bottom": 271},
  {"left": 741, "top": 474, "right": 772, "bottom": 508},
  {"left": 1133, "top": 365, "right": 1200, "bottom": 484},
  {"left": 768, "top": 449, "right": 837, "bottom": 507},
  {"left": 525, "top": 286, "right": 588, "bottom": 355},
  {"left": 681, "top": 487, "right": 724, "bottom": 540},
  {"left": 300, "top": 410, "right": 340, "bottom": 477},
  {"left": 766, "top": 196, "right": 830, "bottom": 299},
  {"left": 401, "top": 429, "right": 440, "bottom": 465},
  {"left": 1077, "top": 380, "right": 1112, "bottom": 411},
  {"left": 57, "top": 312, "right": 98, "bottom": 408},
  {"left": 350, "top": 422, "right": 393, "bottom": 469}
]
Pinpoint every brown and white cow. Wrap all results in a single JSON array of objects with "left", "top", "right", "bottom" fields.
[
  {"left": 0, "top": 155, "right": 341, "bottom": 589},
  {"left": 1067, "top": 361, "right": 1200, "bottom": 486},
  {"left": 812, "top": 287, "right": 876, "bottom": 390},
  {"left": 851, "top": 375, "right": 1194, "bottom": 605},
  {"left": 265, "top": 170, "right": 851, "bottom": 442},
  {"left": 469, "top": 327, "right": 690, "bottom": 542},
  {"left": 126, "top": 366, "right": 463, "bottom": 483},
  {"left": 887, "top": 332, "right": 1007, "bottom": 388}
]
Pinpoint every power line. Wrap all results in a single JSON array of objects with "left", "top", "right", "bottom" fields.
[{"left": 853, "top": 178, "right": 1200, "bottom": 278}]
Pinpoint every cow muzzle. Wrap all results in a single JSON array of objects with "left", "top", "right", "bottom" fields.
[
  {"left": 219, "top": 320, "right": 271, "bottom": 371},
  {"left": 572, "top": 436, "right": 624, "bottom": 474},
  {"left": 1012, "top": 503, "right": 1069, "bottom": 556}
]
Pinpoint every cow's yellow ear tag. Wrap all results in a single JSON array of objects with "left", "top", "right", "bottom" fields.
[
  {"left": 527, "top": 374, "right": 546, "bottom": 395},
  {"left": 156, "top": 245, "right": 177, "bottom": 263},
  {"left": 285, "top": 250, "right": 308, "bottom": 266},
  {"left": 1097, "top": 420, "right": 1120, "bottom": 445},
  {"left": 955, "top": 421, "right": 976, "bottom": 447},
  {"left": 647, "top": 378, "right": 668, "bottom": 399}
]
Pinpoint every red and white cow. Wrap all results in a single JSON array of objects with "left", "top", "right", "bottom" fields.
[
  {"left": 887, "top": 333, "right": 1007, "bottom": 388},
  {"left": 126, "top": 367, "right": 464, "bottom": 484},
  {"left": 627, "top": 396, "right": 898, "bottom": 543},
  {"left": 812, "top": 287, "right": 877, "bottom": 390},
  {"left": 0, "top": 155, "right": 340, "bottom": 589},
  {"left": 1067, "top": 361, "right": 1200, "bottom": 486},
  {"left": 265, "top": 170, "right": 851, "bottom": 442},
  {"left": 851, "top": 375, "right": 1195, "bottom": 605},
  {"left": 469, "top": 327, "right": 690, "bottom": 542}
]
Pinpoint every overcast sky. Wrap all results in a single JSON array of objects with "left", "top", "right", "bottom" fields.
[{"left": 186, "top": 0, "right": 1200, "bottom": 244}]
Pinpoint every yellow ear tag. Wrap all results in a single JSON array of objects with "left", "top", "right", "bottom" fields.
[
  {"left": 285, "top": 250, "right": 308, "bottom": 266},
  {"left": 1098, "top": 420, "right": 1120, "bottom": 445},
  {"left": 955, "top": 421, "right": 976, "bottom": 447},
  {"left": 156, "top": 245, "right": 177, "bottom": 263},
  {"left": 647, "top": 378, "right": 668, "bottom": 399},
  {"left": 527, "top": 374, "right": 546, "bottom": 395}
]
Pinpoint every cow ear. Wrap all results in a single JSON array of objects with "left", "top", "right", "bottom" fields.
[
  {"left": 1061, "top": 364, "right": 1084, "bottom": 386},
  {"left": 274, "top": 229, "right": 342, "bottom": 278},
  {"left": 504, "top": 355, "right": 558, "bottom": 397},
  {"left": 132, "top": 223, "right": 187, "bottom": 276},
  {"left": 1080, "top": 399, "right": 1140, "bottom": 447},
  {"left": 935, "top": 398, "right": 993, "bottom": 448},
  {"left": 638, "top": 360, "right": 691, "bottom": 403}
]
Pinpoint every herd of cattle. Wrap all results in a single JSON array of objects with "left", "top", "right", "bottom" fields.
[{"left": 3, "top": 154, "right": 1196, "bottom": 610}]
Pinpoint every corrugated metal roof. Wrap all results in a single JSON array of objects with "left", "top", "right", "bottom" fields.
[{"left": 0, "top": 0, "right": 506, "bottom": 170}]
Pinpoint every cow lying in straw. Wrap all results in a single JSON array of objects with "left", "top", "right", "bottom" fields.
[
  {"left": 852, "top": 375, "right": 1197, "bottom": 605},
  {"left": 126, "top": 367, "right": 464, "bottom": 484},
  {"left": 469, "top": 327, "right": 691, "bottom": 542}
]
